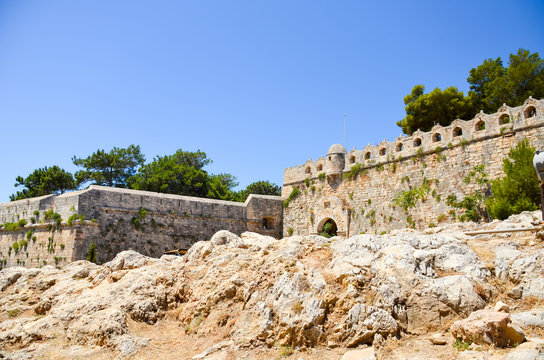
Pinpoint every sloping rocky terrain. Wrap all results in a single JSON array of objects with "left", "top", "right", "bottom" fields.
[{"left": 1, "top": 212, "right": 544, "bottom": 359}]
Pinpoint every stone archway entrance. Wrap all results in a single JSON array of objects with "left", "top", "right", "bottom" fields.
[
  {"left": 309, "top": 196, "right": 349, "bottom": 237},
  {"left": 317, "top": 217, "right": 338, "bottom": 238}
]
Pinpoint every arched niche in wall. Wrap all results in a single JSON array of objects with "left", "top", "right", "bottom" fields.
[
  {"left": 524, "top": 106, "right": 536, "bottom": 119},
  {"left": 498, "top": 113, "right": 510, "bottom": 125}
]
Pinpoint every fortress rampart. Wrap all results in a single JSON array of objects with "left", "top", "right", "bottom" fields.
[
  {"left": 0, "top": 186, "right": 283, "bottom": 268},
  {"left": 282, "top": 97, "right": 544, "bottom": 236}
]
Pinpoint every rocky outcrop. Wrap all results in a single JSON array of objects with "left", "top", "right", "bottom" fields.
[
  {"left": 450, "top": 309, "right": 525, "bottom": 347},
  {"left": 0, "top": 212, "right": 543, "bottom": 359}
]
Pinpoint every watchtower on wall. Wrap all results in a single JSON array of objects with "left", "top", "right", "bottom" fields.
[{"left": 326, "top": 144, "right": 347, "bottom": 178}]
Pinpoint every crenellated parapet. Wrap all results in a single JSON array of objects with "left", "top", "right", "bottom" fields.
[{"left": 284, "top": 97, "right": 544, "bottom": 185}]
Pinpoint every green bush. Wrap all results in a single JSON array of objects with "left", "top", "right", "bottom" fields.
[
  {"left": 343, "top": 163, "right": 364, "bottom": 181},
  {"left": 283, "top": 187, "right": 300, "bottom": 208},
  {"left": 87, "top": 243, "right": 98, "bottom": 263},
  {"left": 453, "top": 339, "right": 471, "bottom": 351},
  {"left": 485, "top": 139, "right": 540, "bottom": 219},
  {"left": 67, "top": 213, "right": 79, "bottom": 226},
  {"left": 3, "top": 222, "right": 20, "bottom": 231},
  {"left": 320, "top": 222, "right": 334, "bottom": 238},
  {"left": 138, "top": 207, "right": 148, "bottom": 219},
  {"left": 393, "top": 178, "right": 432, "bottom": 211},
  {"left": 44, "top": 209, "right": 62, "bottom": 229},
  {"left": 12, "top": 241, "right": 20, "bottom": 254},
  {"left": 446, "top": 164, "right": 489, "bottom": 222}
]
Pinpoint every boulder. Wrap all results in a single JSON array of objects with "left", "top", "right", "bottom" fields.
[
  {"left": 505, "top": 349, "right": 541, "bottom": 360},
  {"left": 495, "top": 301, "right": 510, "bottom": 313},
  {"left": 429, "top": 333, "right": 448, "bottom": 345},
  {"left": 450, "top": 309, "right": 525, "bottom": 347},
  {"left": 422, "top": 275, "right": 486, "bottom": 315},
  {"left": 511, "top": 310, "right": 544, "bottom": 329},
  {"left": 337, "top": 304, "right": 398, "bottom": 347}
]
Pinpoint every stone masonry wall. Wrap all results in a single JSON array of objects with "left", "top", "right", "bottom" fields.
[
  {"left": 0, "top": 223, "right": 100, "bottom": 269},
  {"left": 283, "top": 97, "right": 544, "bottom": 236},
  {"left": 0, "top": 186, "right": 283, "bottom": 268}
]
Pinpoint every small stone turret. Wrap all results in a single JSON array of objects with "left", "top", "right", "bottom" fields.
[{"left": 326, "top": 144, "right": 347, "bottom": 176}]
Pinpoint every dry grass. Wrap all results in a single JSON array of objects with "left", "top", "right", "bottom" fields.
[
  {"left": 322, "top": 271, "right": 335, "bottom": 284},
  {"left": 364, "top": 289, "right": 375, "bottom": 305},
  {"left": 292, "top": 300, "right": 304, "bottom": 314},
  {"left": 6, "top": 309, "right": 20, "bottom": 317},
  {"left": 167, "top": 305, "right": 185, "bottom": 320},
  {"left": 434, "top": 269, "right": 463, "bottom": 278},
  {"left": 525, "top": 324, "right": 544, "bottom": 338},
  {"left": 300, "top": 247, "right": 333, "bottom": 270},
  {"left": 469, "top": 244, "right": 496, "bottom": 272},
  {"left": 518, "top": 295, "right": 544, "bottom": 311}
]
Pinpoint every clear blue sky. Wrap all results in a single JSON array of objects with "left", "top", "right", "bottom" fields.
[{"left": 0, "top": 0, "right": 543, "bottom": 202}]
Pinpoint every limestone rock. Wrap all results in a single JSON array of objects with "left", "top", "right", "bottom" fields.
[
  {"left": 422, "top": 275, "right": 486, "bottom": 315},
  {"left": 505, "top": 348, "right": 541, "bottom": 360},
  {"left": 0, "top": 268, "right": 24, "bottom": 291},
  {"left": 1, "top": 225, "right": 544, "bottom": 358},
  {"left": 340, "top": 347, "right": 376, "bottom": 360},
  {"left": 495, "top": 301, "right": 510, "bottom": 313},
  {"left": 429, "top": 333, "right": 448, "bottom": 345},
  {"left": 511, "top": 310, "right": 544, "bottom": 329},
  {"left": 337, "top": 304, "right": 398, "bottom": 347},
  {"left": 523, "top": 278, "right": 544, "bottom": 299},
  {"left": 450, "top": 309, "right": 525, "bottom": 347}
]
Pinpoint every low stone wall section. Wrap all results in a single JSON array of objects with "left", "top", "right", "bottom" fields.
[{"left": 0, "top": 186, "right": 283, "bottom": 267}]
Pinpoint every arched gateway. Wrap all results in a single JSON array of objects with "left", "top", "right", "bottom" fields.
[
  {"left": 317, "top": 217, "right": 338, "bottom": 237},
  {"left": 309, "top": 195, "right": 350, "bottom": 237}
]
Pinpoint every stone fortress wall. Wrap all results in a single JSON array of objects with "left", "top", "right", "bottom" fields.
[
  {"left": 282, "top": 97, "right": 544, "bottom": 237},
  {"left": 0, "top": 185, "right": 283, "bottom": 268}
]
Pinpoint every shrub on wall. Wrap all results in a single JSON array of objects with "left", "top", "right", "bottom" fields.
[
  {"left": 392, "top": 178, "right": 432, "bottom": 211},
  {"left": 485, "top": 139, "right": 540, "bottom": 220},
  {"left": 343, "top": 163, "right": 364, "bottom": 181},
  {"left": 446, "top": 165, "right": 489, "bottom": 222},
  {"left": 283, "top": 187, "right": 301, "bottom": 209},
  {"left": 87, "top": 243, "right": 98, "bottom": 264}
]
